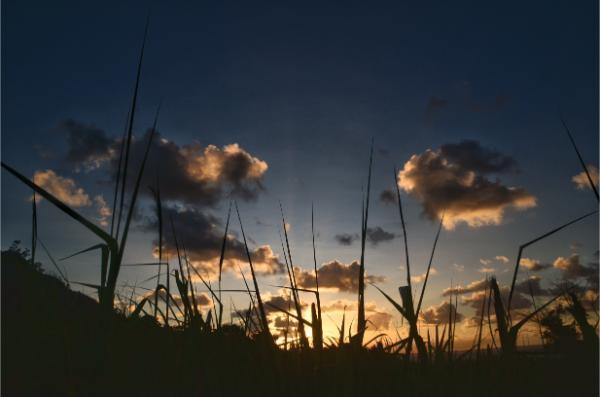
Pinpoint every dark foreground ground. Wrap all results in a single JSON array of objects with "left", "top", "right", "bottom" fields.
[{"left": 2, "top": 248, "right": 598, "bottom": 397}]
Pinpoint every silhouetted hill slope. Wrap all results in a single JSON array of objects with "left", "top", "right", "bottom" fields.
[{"left": 2, "top": 246, "right": 598, "bottom": 397}]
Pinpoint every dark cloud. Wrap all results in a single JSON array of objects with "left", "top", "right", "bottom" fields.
[
  {"left": 334, "top": 227, "right": 395, "bottom": 247},
  {"left": 335, "top": 233, "right": 358, "bottom": 246},
  {"left": 553, "top": 254, "right": 599, "bottom": 289},
  {"left": 142, "top": 205, "right": 284, "bottom": 279},
  {"left": 59, "top": 120, "right": 269, "bottom": 207},
  {"left": 379, "top": 189, "right": 396, "bottom": 205},
  {"left": 442, "top": 278, "right": 488, "bottom": 296},
  {"left": 420, "top": 301, "right": 464, "bottom": 325},
  {"left": 462, "top": 286, "right": 531, "bottom": 317},
  {"left": 366, "top": 226, "right": 396, "bottom": 246},
  {"left": 263, "top": 294, "right": 306, "bottom": 317},
  {"left": 398, "top": 140, "right": 536, "bottom": 229},
  {"left": 514, "top": 276, "right": 550, "bottom": 297},
  {"left": 439, "top": 140, "right": 517, "bottom": 174},
  {"left": 294, "top": 260, "right": 385, "bottom": 293},
  {"left": 122, "top": 131, "right": 268, "bottom": 206},
  {"left": 59, "top": 119, "right": 114, "bottom": 171}
]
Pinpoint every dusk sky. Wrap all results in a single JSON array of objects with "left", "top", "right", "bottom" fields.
[{"left": 2, "top": 0, "right": 598, "bottom": 345}]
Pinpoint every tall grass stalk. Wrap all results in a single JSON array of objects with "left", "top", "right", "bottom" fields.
[
  {"left": 507, "top": 210, "right": 597, "bottom": 317},
  {"left": 356, "top": 138, "right": 374, "bottom": 345},
  {"left": 235, "top": 202, "right": 273, "bottom": 344},
  {"left": 279, "top": 202, "right": 308, "bottom": 348},
  {"left": 560, "top": 118, "right": 599, "bottom": 201}
]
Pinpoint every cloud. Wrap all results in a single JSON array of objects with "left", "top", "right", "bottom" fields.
[
  {"left": 263, "top": 294, "right": 307, "bottom": 317},
  {"left": 366, "top": 227, "right": 396, "bottom": 246},
  {"left": 420, "top": 301, "right": 463, "bottom": 325},
  {"left": 367, "top": 311, "right": 393, "bottom": 330},
  {"left": 519, "top": 257, "right": 551, "bottom": 272},
  {"left": 334, "top": 227, "right": 395, "bottom": 247},
  {"left": 442, "top": 278, "right": 488, "bottom": 296},
  {"left": 480, "top": 258, "right": 493, "bottom": 266},
  {"left": 397, "top": 140, "right": 536, "bottom": 229},
  {"left": 320, "top": 299, "right": 393, "bottom": 330},
  {"left": 452, "top": 263, "right": 465, "bottom": 272},
  {"left": 462, "top": 285, "right": 531, "bottom": 317},
  {"left": 59, "top": 119, "right": 114, "bottom": 171},
  {"left": 513, "top": 275, "right": 549, "bottom": 297},
  {"left": 33, "top": 170, "right": 92, "bottom": 207},
  {"left": 335, "top": 233, "right": 358, "bottom": 246},
  {"left": 94, "top": 195, "right": 112, "bottom": 227},
  {"left": 294, "top": 260, "right": 385, "bottom": 293},
  {"left": 411, "top": 268, "right": 438, "bottom": 283},
  {"left": 478, "top": 267, "right": 495, "bottom": 274},
  {"left": 495, "top": 256, "right": 509, "bottom": 264},
  {"left": 553, "top": 254, "right": 598, "bottom": 287},
  {"left": 124, "top": 132, "right": 268, "bottom": 206},
  {"left": 572, "top": 166, "right": 599, "bottom": 190},
  {"left": 60, "top": 121, "right": 269, "bottom": 207},
  {"left": 379, "top": 189, "right": 396, "bottom": 205},
  {"left": 142, "top": 205, "right": 284, "bottom": 279}
]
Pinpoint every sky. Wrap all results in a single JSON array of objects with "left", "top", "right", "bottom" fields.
[{"left": 2, "top": 0, "right": 598, "bottom": 347}]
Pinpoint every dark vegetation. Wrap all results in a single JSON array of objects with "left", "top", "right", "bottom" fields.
[{"left": 2, "top": 244, "right": 598, "bottom": 397}]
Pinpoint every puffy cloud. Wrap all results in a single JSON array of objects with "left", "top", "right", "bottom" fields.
[
  {"left": 513, "top": 275, "right": 549, "bottom": 297},
  {"left": 334, "top": 227, "right": 395, "bottom": 247},
  {"left": 33, "top": 170, "right": 92, "bottom": 207},
  {"left": 553, "top": 254, "right": 598, "bottom": 287},
  {"left": 94, "top": 195, "right": 112, "bottom": 227},
  {"left": 123, "top": 132, "right": 268, "bottom": 206},
  {"left": 335, "top": 233, "right": 358, "bottom": 246},
  {"left": 480, "top": 256, "right": 510, "bottom": 267},
  {"left": 320, "top": 300, "right": 393, "bottom": 330},
  {"left": 366, "top": 226, "right": 396, "bottom": 246},
  {"left": 572, "top": 166, "right": 599, "bottom": 190},
  {"left": 60, "top": 120, "right": 114, "bottom": 171},
  {"left": 519, "top": 257, "right": 550, "bottom": 272},
  {"left": 478, "top": 267, "right": 495, "bottom": 274},
  {"left": 294, "top": 260, "right": 385, "bottom": 293},
  {"left": 420, "top": 301, "right": 463, "bottom": 325},
  {"left": 452, "top": 263, "right": 465, "bottom": 272},
  {"left": 142, "top": 205, "right": 284, "bottom": 279},
  {"left": 397, "top": 140, "right": 536, "bottom": 229},
  {"left": 462, "top": 285, "right": 531, "bottom": 317},
  {"left": 580, "top": 289, "right": 599, "bottom": 311},
  {"left": 263, "top": 294, "right": 307, "bottom": 317},
  {"left": 379, "top": 189, "right": 396, "bottom": 205},
  {"left": 411, "top": 268, "right": 438, "bottom": 284},
  {"left": 367, "top": 311, "right": 393, "bottom": 330},
  {"left": 442, "top": 278, "right": 488, "bottom": 296},
  {"left": 59, "top": 121, "right": 269, "bottom": 207}
]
